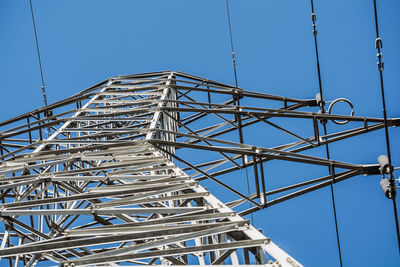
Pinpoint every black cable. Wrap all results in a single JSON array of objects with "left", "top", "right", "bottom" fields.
[
  {"left": 372, "top": 0, "right": 400, "bottom": 255},
  {"left": 225, "top": 0, "right": 238, "bottom": 88},
  {"left": 29, "top": 0, "right": 48, "bottom": 107},
  {"left": 310, "top": 1, "right": 343, "bottom": 266},
  {"left": 224, "top": 0, "right": 254, "bottom": 225}
]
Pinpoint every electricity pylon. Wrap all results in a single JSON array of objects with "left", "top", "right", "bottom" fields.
[{"left": 0, "top": 71, "right": 398, "bottom": 266}]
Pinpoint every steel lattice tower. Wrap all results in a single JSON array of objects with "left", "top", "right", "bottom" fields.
[{"left": 0, "top": 71, "right": 398, "bottom": 266}]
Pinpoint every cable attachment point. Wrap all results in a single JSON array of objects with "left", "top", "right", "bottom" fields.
[
  {"left": 378, "top": 155, "right": 396, "bottom": 199},
  {"left": 327, "top": 98, "right": 355, "bottom": 125},
  {"left": 377, "top": 61, "right": 384, "bottom": 72},
  {"left": 311, "top": 13, "right": 317, "bottom": 23},
  {"left": 380, "top": 178, "right": 396, "bottom": 199},
  {"left": 375, "top": 37, "right": 383, "bottom": 49},
  {"left": 231, "top": 52, "right": 237, "bottom": 66},
  {"left": 41, "top": 85, "right": 48, "bottom": 106},
  {"left": 311, "top": 13, "right": 317, "bottom": 36},
  {"left": 315, "top": 93, "right": 324, "bottom": 108},
  {"left": 315, "top": 93, "right": 327, "bottom": 124},
  {"left": 45, "top": 109, "right": 53, "bottom": 118},
  {"left": 378, "top": 155, "right": 393, "bottom": 174},
  {"left": 375, "top": 38, "right": 384, "bottom": 72}
]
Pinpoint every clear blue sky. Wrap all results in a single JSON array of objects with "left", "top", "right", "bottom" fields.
[{"left": 1, "top": 0, "right": 400, "bottom": 266}]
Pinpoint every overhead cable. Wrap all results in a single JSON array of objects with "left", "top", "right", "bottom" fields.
[
  {"left": 309, "top": 1, "right": 343, "bottom": 265},
  {"left": 225, "top": 0, "right": 238, "bottom": 88},
  {"left": 224, "top": 0, "right": 254, "bottom": 225},
  {"left": 29, "top": 0, "right": 48, "bottom": 107},
  {"left": 372, "top": 0, "right": 400, "bottom": 255}
]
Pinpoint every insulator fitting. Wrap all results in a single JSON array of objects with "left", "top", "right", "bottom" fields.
[
  {"left": 311, "top": 13, "right": 317, "bottom": 23},
  {"left": 315, "top": 93, "right": 323, "bottom": 107},
  {"left": 45, "top": 109, "right": 53, "bottom": 118},
  {"left": 375, "top": 38, "right": 383, "bottom": 49},
  {"left": 378, "top": 155, "right": 392, "bottom": 174},
  {"left": 380, "top": 178, "right": 396, "bottom": 199},
  {"left": 377, "top": 61, "right": 384, "bottom": 71}
]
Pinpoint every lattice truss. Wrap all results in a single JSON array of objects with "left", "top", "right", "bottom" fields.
[{"left": 0, "top": 71, "right": 398, "bottom": 266}]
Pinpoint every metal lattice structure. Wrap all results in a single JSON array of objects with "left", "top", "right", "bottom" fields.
[{"left": 0, "top": 71, "right": 398, "bottom": 266}]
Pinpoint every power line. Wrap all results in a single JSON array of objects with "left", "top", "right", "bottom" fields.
[
  {"left": 309, "top": 1, "right": 343, "bottom": 266},
  {"left": 29, "top": 0, "right": 48, "bottom": 107},
  {"left": 372, "top": 0, "right": 400, "bottom": 255},
  {"left": 224, "top": 0, "right": 254, "bottom": 225},
  {"left": 225, "top": 0, "right": 238, "bottom": 88}
]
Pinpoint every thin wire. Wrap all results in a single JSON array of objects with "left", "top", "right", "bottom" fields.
[
  {"left": 224, "top": 0, "right": 254, "bottom": 224},
  {"left": 225, "top": 0, "right": 238, "bottom": 88},
  {"left": 310, "top": 1, "right": 343, "bottom": 265},
  {"left": 372, "top": 0, "right": 400, "bottom": 254},
  {"left": 29, "top": 0, "right": 48, "bottom": 106}
]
